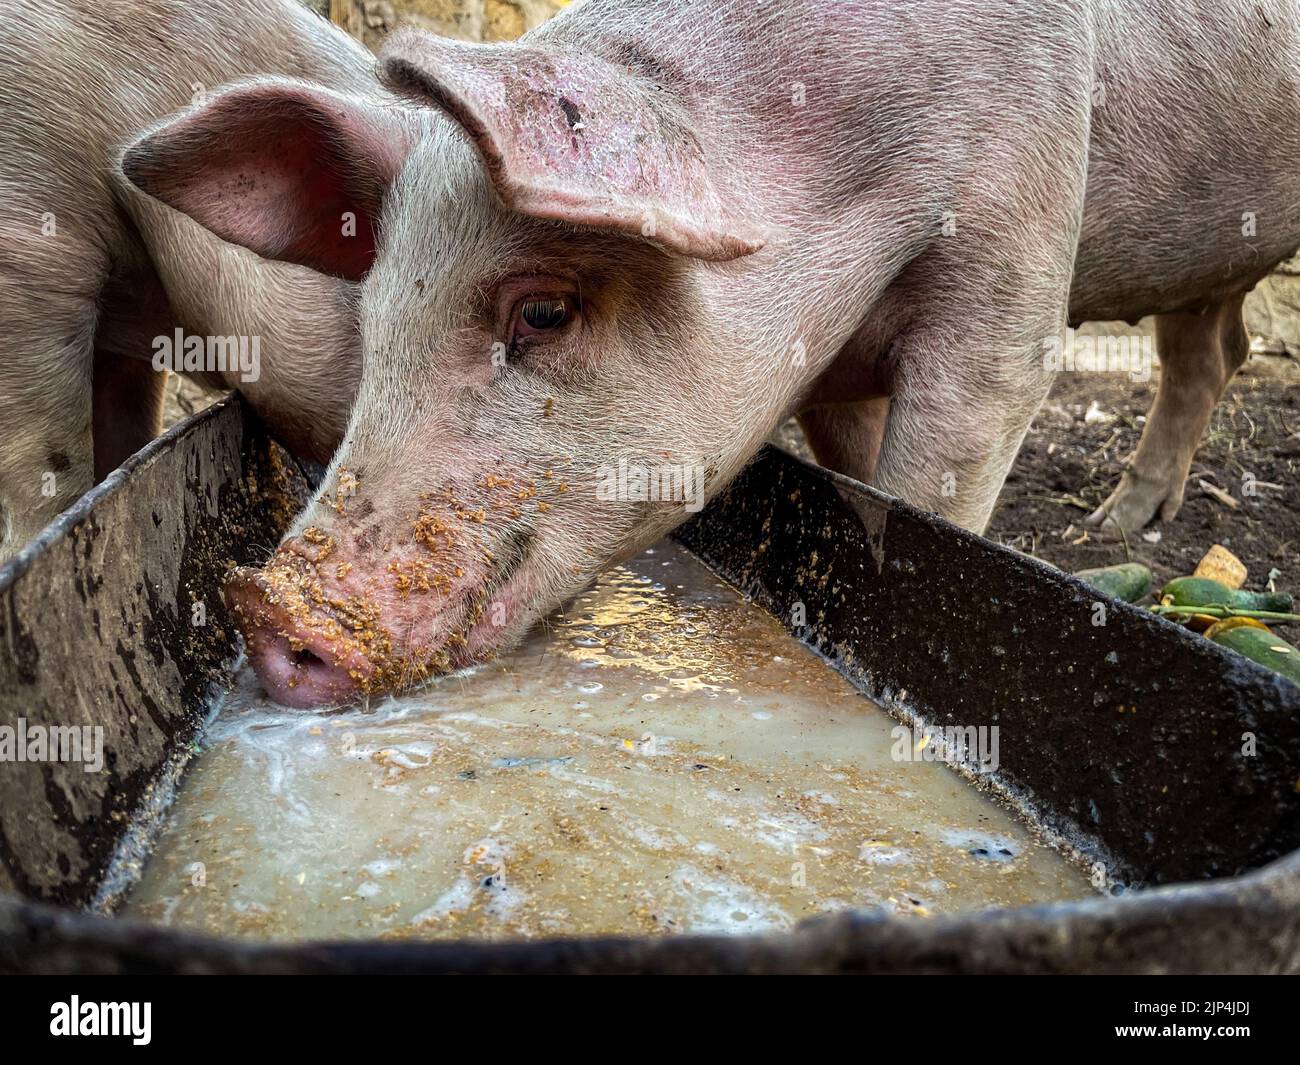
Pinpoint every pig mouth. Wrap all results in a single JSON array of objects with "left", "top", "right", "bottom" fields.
[{"left": 454, "top": 527, "right": 538, "bottom": 662}]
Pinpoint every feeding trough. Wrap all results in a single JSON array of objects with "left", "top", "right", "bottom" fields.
[{"left": 2, "top": 396, "right": 1299, "bottom": 974}]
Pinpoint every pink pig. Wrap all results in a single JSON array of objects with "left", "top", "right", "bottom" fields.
[
  {"left": 0, "top": 0, "right": 420, "bottom": 563},
  {"left": 127, "top": 0, "right": 1300, "bottom": 707}
]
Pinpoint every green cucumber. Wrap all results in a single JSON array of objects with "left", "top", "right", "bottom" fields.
[
  {"left": 1161, "top": 576, "right": 1293, "bottom": 613},
  {"left": 1074, "top": 563, "right": 1152, "bottom": 603},
  {"left": 1209, "top": 625, "right": 1300, "bottom": 686}
]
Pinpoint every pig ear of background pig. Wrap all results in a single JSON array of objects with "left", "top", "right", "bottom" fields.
[
  {"left": 119, "top": 81, "right": 414, "bottom": 282},
  {"left": 378, "top": 31, "right": 766, "bottom": 263}
]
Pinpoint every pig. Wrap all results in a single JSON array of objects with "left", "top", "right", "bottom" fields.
[
  {"left": 124, "top": 0, "right": 1300, "bottom": 707},
  {"left": 0, "top": 0, "right": 420, "bottom": 563}
]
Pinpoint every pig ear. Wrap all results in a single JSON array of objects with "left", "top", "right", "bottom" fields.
[
  {"left": 120, "top": 82, "right": 414, "bottom": 281},
  {"left": 378, "top": 32, "right": 765, "bottom": 262}
]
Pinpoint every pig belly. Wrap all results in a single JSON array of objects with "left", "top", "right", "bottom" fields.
[{"left": 1069, "top": 0, "right": 1300, "bottom": 324}]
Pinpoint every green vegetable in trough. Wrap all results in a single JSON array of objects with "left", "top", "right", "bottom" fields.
[
  {"left": 1074, "top": 563, "right": 1152, "bottom": 603},
  {"left": 1161, "top": 576, "right": 1293, "bottom": 613},
  {"left": 1208, "top": 623, "right": 1300, "bottom": 686}
]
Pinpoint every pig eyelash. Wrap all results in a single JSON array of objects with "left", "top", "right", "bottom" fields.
[
  {"left": 520, "top": 298, "right": 569, "bottom": 330},
  {"left": 505, "top": 292, "right": 583, "bottom": 351}
]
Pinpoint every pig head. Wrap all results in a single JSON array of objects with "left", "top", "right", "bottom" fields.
[{"left": 129, "top": 28, "right": 813, "bottom": 708}]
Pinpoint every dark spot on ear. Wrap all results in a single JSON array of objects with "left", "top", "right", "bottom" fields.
[
  {"left": 352, "top": 498, "right": 375, "bottom": 520},
  {"left": 612, "top": 40, "right": 678, "bottom": 92},
  {"left": 47, "top": 451, "right": 72, "bottom": 473},
  {"left": 558, "top": 96, "right": 583, "bottom": 130}
]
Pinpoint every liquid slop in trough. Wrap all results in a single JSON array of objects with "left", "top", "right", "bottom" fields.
[{"left": 124, "top": 541, "right": 1092, "bottom": 940}]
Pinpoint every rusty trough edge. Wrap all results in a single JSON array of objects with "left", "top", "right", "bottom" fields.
[
  {"left": 0, "top": 395, "right": 311, "bottom": 906},
  {"left": 0, "top": 398, "right": 233, "bottom": 592},
  {"left": 1, "top": 850, "right": 1297, "bottom": 974}
]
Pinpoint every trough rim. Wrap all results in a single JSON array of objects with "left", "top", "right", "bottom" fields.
[
  {"left": 778, "top": 445, "right": 1300, "bottom": 687},
  {"left": 4, "top": 846, "right": 1297, "bottom": 974},
  {"left": 0, "top": 395, "right": 236, "bottom": 595}
]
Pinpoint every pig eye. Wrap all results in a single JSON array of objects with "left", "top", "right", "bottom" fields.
[
  {"left": 522, "top": 299, "right": 567, "bottom": 329},
  {"left": 514, "top": 297, "right": 574, "bottom": 338}
]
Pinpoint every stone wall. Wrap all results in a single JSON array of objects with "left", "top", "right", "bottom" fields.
[{"left": 314, "top": 0, "right": 563, "bottom": 46}]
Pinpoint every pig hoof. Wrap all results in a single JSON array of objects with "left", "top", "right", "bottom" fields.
[{"left": 1084, "top": 476, "right": 1180, "bottom": 535}]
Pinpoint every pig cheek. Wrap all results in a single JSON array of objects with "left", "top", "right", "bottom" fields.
[{"left": 461, "top": 565, "right": 541, "bottom": 662}]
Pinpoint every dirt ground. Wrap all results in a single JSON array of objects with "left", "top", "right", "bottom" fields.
[{"left": 986, "top": 355, "right": 1299, "bottom": 596}]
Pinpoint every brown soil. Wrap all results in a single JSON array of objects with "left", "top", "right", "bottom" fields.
[
  {"left": 987, "top": 355, "right": 1300, "bottom": 598},
  {"left": 774, "top": 353, "right": 1299, "bottom": 603},
  {"left": 162, "top": 373, "right": 221, "bottom": 428}
]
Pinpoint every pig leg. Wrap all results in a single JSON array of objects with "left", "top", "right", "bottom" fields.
[
  {"left": 870, "top": 324, "right": 1058, "bottom": 533},
  {"left": 0, "top": 276, "right": 97, "bottom": 561},
  {"left": 1085, "top": 295, "right": 1249, "bottom": 533},
  {"left": 93, "top": 350, "right": 167, "bottom": 480},
  {"left": 797, "top": 398, "right": 892, "bottom": 484}
]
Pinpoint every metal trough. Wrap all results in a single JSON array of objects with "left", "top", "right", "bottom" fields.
[{"left": 2, "top": 396, "right": 1298, "bottom": 973}]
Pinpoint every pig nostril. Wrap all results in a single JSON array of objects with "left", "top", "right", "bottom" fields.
[
  {"left": 232, "top": 590, "right": 362, "bottom": 707},
  {"left": 292, "top": 647, "right": 325, "bottom": 670}
]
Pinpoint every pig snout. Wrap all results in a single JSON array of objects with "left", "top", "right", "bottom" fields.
[
  {"left": 223, "top": 481, "right": 533, "bottom": 708},
  {"left": 224, "top": 565, "right": 372, "bottom": 709}
]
